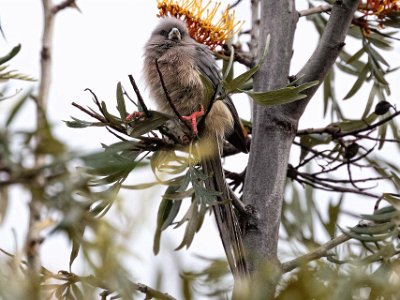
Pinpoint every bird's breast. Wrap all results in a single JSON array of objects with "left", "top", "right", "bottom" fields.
[{"left": 145, "top": 47, "right": 204, "bottom": 116}]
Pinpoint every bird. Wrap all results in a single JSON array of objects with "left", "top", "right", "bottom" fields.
[{"left": 143, "top": 17, "right": 249, "bottom": 280}]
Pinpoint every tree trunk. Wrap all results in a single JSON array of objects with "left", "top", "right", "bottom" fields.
[{"left": 241, "top": 0, "right": 359, "bottom": 296}]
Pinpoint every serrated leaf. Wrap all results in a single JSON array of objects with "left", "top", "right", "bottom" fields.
[
  {"left": 116, "top": 82, "right": 128, "bottom": 120},
  {"left": 244, "top": 80, "right": 319, "bottom": 106}
]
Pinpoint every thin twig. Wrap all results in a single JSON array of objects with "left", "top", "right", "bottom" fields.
[
  {"left": 0, "top": 248, "right": 177, "bottom": 300},
  {"left": 51, "top": 0, "right": 80, "bottom": 14},
  {"left": 281, "top": 234, "right": 350, "bottom": 273},
  {"left": 295, "top": 176, "right": 380, "bottom": 198},
  {"left": 298, "top": 4, "right": 332, "bottom": 17},
  {"left": 154, "top": 59, "right": 192, "bottom": 132},
  {"left": 229, "top": 0, "right": 243, "bottom": 9},
  {"left": 297, "top": 111, "right": 400, "bottom": 138},
  {"left": 71, "top": 102, "right": 107, "bottom": 123},
  {"left": 128, "top": 74, "right": 151, "bottom": 118}
]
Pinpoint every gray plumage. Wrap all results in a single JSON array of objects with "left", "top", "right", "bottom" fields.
[{"left": 143, "top": 17, "right": 248, "bottom": 279}]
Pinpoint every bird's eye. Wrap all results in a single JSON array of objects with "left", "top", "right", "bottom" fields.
[{"left": 159, "top": 30, "right": 168, "bottom": 37}]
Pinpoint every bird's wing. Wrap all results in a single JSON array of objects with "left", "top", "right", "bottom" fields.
[
  {"left": 194, "top": 45, "right": 221, "bottom": 88},
  {"left": 195, "top": 45, "right": 248, "bottom": 153}
]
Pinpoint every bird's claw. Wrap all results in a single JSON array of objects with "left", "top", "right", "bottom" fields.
[
  {"left": 181, "top": 105, "right": 205, "bottom": 136},
  {"left": 126, "top": 111, "right": 144, "bottom": 121}
]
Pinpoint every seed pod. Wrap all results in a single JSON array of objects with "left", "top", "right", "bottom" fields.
[
  {"left": 344, "top": 143, "right": 359, "bottom": 159},
  {"left": 375, "top": 101, "right": 391, "bottom": 115}
]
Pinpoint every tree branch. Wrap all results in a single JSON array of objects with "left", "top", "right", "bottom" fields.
[
  {"left": 290, "top": 0, "right": 360, "bottom": 118},
  {"left": 297, "top": 110, "right": 400, "bottom": 138},
  {"left": 51, "top": 0, "right": 80, "bottom": 14},
  {"left": 0, "top": 248, "right": 177, "bottom": 300},
  {"left": 281, "top": 234, "right": 351, "bottom": 273},
  {"left": 298, "top": 4, "right": 332, "bottom": 17}
]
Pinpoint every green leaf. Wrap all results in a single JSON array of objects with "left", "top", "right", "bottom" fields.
[
  {"left": 383, "top": 194, "right": 400, "bottom": 211},
  {"left": 163, "top": 187, "right": 194, "bottom": 200},
  {"left": 349, "top": 222, "right": 395, "bottom": 235},
  {"left": 346, "top": 47, "right": 365, "bottom": 64},
  {"left": 223, "top": 34, "right": 270, "bottom": 93},
  {"left": 361, "top": 210, "right": 400, "bottom": 222},
  {"left": 244, "top": 80, "right": 319, "bottom": 106},
  {"left": 326, "top": 196, "right": 343, "bottom": 237},
  {"left": 69, "top": 225, "right": 85, "bottom": 270},
  {"left": 299, "top": 133, "right": 332, "bottom": 162},
  {"left": 362, "top": 83, "right": 378, "bottom": 118},
  {"left": 153, "top": 188, "right": 183, "bottom": 255},
  {"left": 71, "top": 284, "right": 84, "bottom": 300},
  {"left": 0, "top": 44, "right": 21, "bottom": 65},
  {"left": 343, "top": 63, "right": 369, "bottom": 100},
  {"left": 339, "top": 225, "right": 394, "bottom": 242},
  {"left": 116, "top": 82, "right": 128, "bottom": 120},
  {"left": 175, "top": 201, "right": 201, "bottom": 250},
  {"left": 336, "top": 112, "right": 378, "bottom": 133},
  {"left": 5, "top": 89, "right": 32, "bottom": 127},
  {"left": 222, "top": 46, "right": 235, "bottom": 82},
  {"left": 64, "top": 117, "right": 105, "bottom": 128},
  {"left": 365, "top": 42, "right": 389, "bottom": 67},
  {"left": 199, "top": 73, "right": 216, "bottom": 104},
  {"left": 378, "top": 119, "right": 387, "bottom": 149}
]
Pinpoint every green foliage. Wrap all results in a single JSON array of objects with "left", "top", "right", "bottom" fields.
[
  {"left": 1, "top": 3, "right": 400, "bottom": 299},
  {"left": 0, "top": 44, "right": 35, "bottom": 85}
]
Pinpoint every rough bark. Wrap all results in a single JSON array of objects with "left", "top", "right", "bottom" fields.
[
  {"left": 242, "top": 0, "right": 298, "bottom": 276},
  {"left": 241, "top": 0, "right": 360, "bottom": 294}
]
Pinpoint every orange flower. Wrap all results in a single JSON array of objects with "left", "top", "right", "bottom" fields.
[
  {"left": 357, "top": 0, "right": 400, "bottom": 33},
  {"left": 157, "top": 0, "right": 242, "bottom": 51}
]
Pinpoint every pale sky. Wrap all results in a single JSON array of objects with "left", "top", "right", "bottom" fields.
[{"left": 1, "top": 1, "right": 399, "bottom": 299}]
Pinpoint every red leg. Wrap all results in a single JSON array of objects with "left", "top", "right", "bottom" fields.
[{"left": 181, "top": 104, "right": 205, "bottom": 136}]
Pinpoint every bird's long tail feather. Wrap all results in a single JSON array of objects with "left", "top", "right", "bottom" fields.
[{"left": 200, "top": 141, "right": 248, "bottom": 280}]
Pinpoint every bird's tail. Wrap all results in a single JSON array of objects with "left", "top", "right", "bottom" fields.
[{"left": 200, "top": 141, "right": 248, "bottom": 280}]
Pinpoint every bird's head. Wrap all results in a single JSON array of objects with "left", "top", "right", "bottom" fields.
[{"left": 147, "top": 18, "right": 191, "bottom": 48}]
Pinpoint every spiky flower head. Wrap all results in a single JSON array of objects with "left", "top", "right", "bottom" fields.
[
  {"left": 157, "top": 0, "right": 242, "bottom": 51},
  {"left": 358, "top": 0, "right": 400, "bottom": 32}
]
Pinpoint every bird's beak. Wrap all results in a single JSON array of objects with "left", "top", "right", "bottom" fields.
[{"left": 168, "top": 27, "right": 181, "bottom": 41}]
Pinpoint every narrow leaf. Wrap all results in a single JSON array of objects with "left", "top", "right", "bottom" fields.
[{"left": 116, "top": 82, "right": 128, "bottom": 119}]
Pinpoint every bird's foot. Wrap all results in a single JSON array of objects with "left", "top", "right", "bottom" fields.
[
  {"left": 181, "top": 105, "right": 205, "bottom": 136},
  {"left": 126, "top": 111, "right": 144, "bottom": 121}
]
